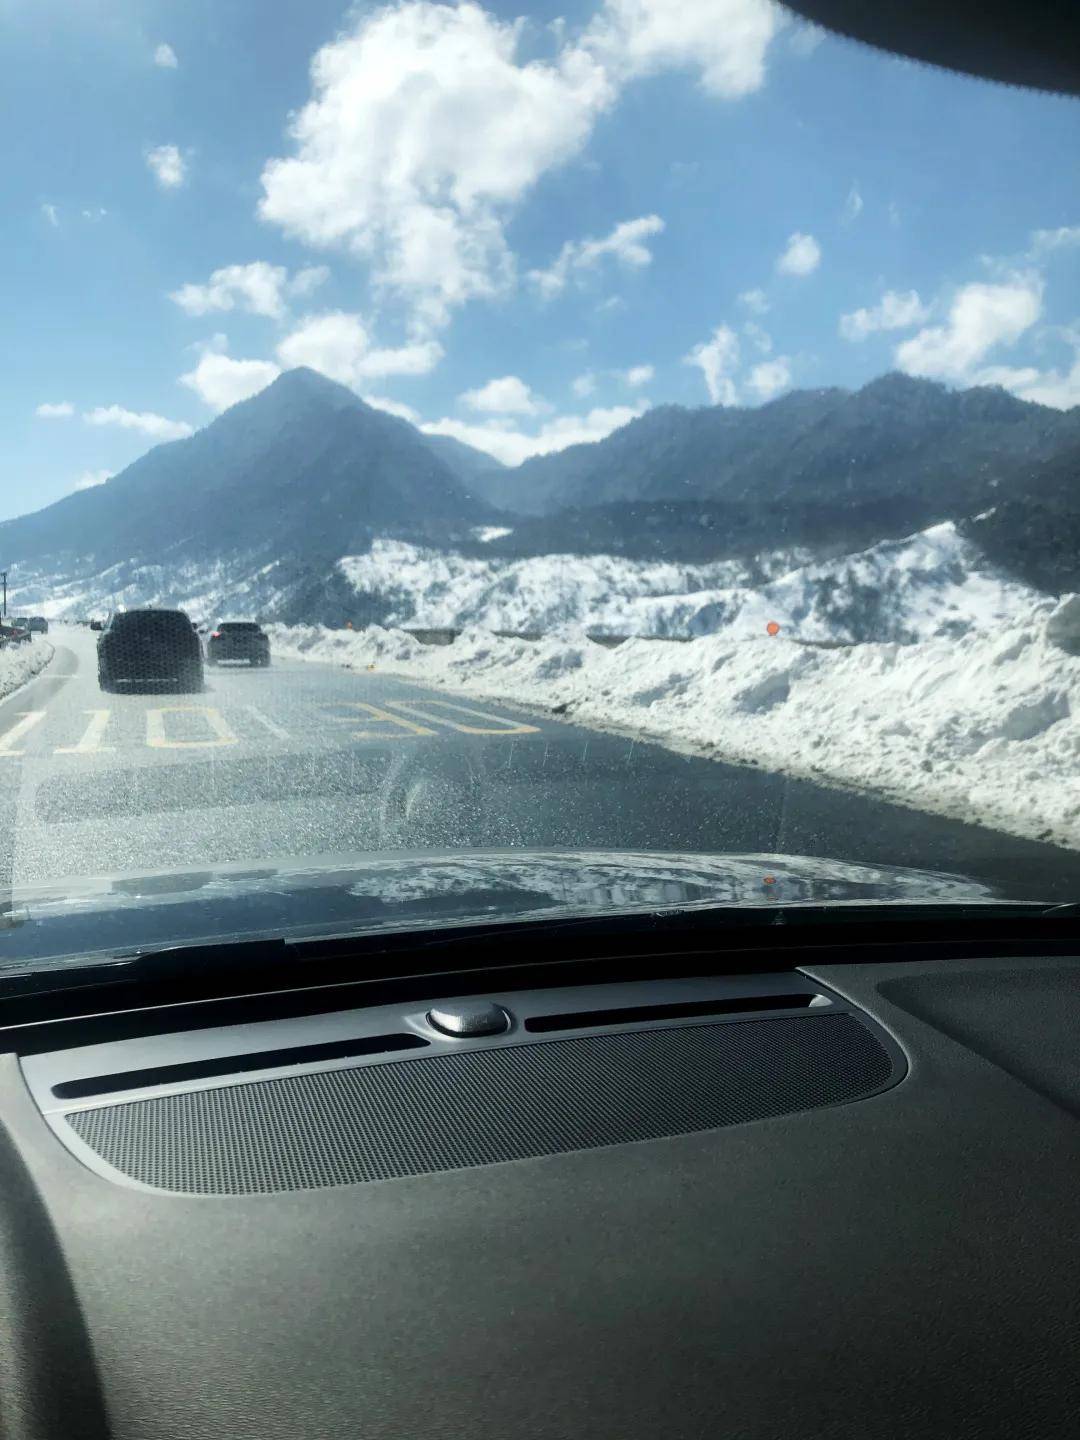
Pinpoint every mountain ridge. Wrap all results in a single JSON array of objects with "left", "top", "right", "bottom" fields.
[{"left": 6, "top": 367, "right": 1079, "bottom": 624}]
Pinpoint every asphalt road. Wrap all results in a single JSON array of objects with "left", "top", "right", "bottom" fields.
[{"left": 1, "top": 626, "right": 1077, "bottom": 901}]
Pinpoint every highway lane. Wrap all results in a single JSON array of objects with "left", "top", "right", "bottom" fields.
[{"left": 1, "top": 626, "right": 1078, "bottom": 900}]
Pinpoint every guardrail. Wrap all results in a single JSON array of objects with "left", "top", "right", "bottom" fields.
[{"left": 398, "top": 627, "right": 855, "bottom": 650}]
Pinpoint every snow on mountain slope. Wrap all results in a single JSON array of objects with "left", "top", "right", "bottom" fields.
[
  {"left": 337, "top": 522, "right": 1033, "bottom": 642},
  {"left": 269, "top": 592, "right": 1080, "bottom": 851},
  {"left": 13, "top": 552, "right": 290, "bottom": 625},
  {"left": 338, "top": 539, "right": 806, "bottom": 636}
]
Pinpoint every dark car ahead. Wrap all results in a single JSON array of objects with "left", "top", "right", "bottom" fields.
[
  {"left": 27, "top": 616, "right": 49, "bottom": 634},
  {"left": 0, "top": 621, "right": 31, "bottom": 646},
  {"left": 97, "top": 609, "right": 203, "bottom": 693},
  {"left": 205, "top": 620, "right": 271, "bottom": 667}
]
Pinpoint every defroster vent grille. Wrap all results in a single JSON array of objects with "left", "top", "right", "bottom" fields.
[{"left": 66, "top": 1013, "right": 895, "bottom": 1194}]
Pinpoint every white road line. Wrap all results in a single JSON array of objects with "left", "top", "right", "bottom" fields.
[
  {"left": 55, "top": 709, "right": 114, "bottom": 755},
  {"left": 243, "top": 705, "right": 291, "bottom": 740},
  {"left": 0, "top": 711, "right": 47, "bottom": 756},
  {"left": 146, "top": 706, "right": 239, "bottom": 749}
]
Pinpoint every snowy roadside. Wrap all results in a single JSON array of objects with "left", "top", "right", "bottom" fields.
[
  {"left": 268, "top": 596, "right": 1080, "bottom": 853},
  {"left": 0, "top": 639, "right": 54, "bottom": 702}
]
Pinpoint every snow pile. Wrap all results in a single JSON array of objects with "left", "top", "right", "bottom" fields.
[
  {"left": 270, "top": 594, "right": 1080, "bottom": 850},
  {"left": 336, "top": 523, "right": 1033, "bottom": 642},
  {"left": 0, "top": 639, "right": 54, "bottom": 701}
]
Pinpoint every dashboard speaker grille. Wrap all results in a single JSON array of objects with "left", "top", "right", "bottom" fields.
[{"left": 66, "top": 1013, "right": 894, "bottom": 1195}]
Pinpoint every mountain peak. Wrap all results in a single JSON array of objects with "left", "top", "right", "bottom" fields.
[{"left": 260, "top": 366, "right": 367, "bottom": 411}]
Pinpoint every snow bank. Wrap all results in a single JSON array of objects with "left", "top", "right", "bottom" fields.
[
  {"left": 0, "top": 639, "right": 54, "bottom": 701},
  {"left": 269, "top": 593, "right": 1080, "bottom": 851},
  {"left": 335, "top": 523, "right": 1031, "bottom": 642}
]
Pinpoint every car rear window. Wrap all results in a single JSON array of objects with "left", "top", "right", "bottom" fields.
[
  {"left": 110, "top": 611, "right": 192, "bottom": 635},
  {"left": 218, "top": 622, "right": 262, "bottom": 632}
]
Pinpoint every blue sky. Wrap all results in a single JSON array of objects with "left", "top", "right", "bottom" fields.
[{"left": 4, "top": 0, "right": 1079, "bottom": 522}]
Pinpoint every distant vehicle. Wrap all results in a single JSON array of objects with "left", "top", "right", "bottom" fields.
[
  {"left": 0, "top": 622, "right": 31, "bottom": 647},
  {"left": 26, "top": 616, "right": 48, "bottom": 634},
  {"left": 89, "top": 618, "right": 105, "bottom": 631},
  {"left": 97, "top": 609, "right": 203, "bottom": 693},
  {"left": 205, "top": 620, "right": 271, "bottom": 668}
]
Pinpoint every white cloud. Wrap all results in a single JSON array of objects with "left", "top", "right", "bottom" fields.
[
  {"left": 276, "top": 311, "right": 442, "bottom": 386},
  {"left": 737, "top": 287, "right": 769, "bottom": 314},
  {"left": 684, "top": 324, "right": 739, "bottom": 404},
  {"left": 776, "top": 231, "right": 821, "bottom": 276},
  {"left": 788, "top": 22, "right": 825, "bottom": 58},
  {"left": 743, "top": 320, "right": 772, "bottom": 354},
  {"left": 983, "top": 353, "right": 1080, "bottom": 409},
  {"left": 623, "top": 364, "right": 654, "bottom": 387},
  {"left": 258, "top": 4, "right": 615, "bottom": 329},
  {"left": 288, "top": 264, "right": 331, "bottom": 298},
  {"left": 146, "top": 144, "right": 186, "bottom": 189},
  {"left": 41, "top": 202, "right": 59, "bottom": 227},
  {"left": 81, "top": 207, "right": 107, "bottom": 221},
  {"left": 746, "top": 356, "right": 791, "bottom": 401},
  {"left": 895, "top": 276, "right": 1042, "bottom": 382},
  {"left": 170, "top": 262, "right": 331, "bottom": 320},
  {"left": 888, "top": 201, "right": 902, "bottom": 229},
  {"left": 179, "top": 352, "right": 281, "bottom": 412},
  {"left": 35, "top": 401, "right": 74, "bottom": 419},
  {"left": 460, "top": 376, "right": 545, "bottom": 415},
  {"left": 83, "top": 405, "right": 194, "bottom": 440},
  {"left": 74, "top": 469, "right": 112, "bottom": 491},
  {"left": 257, "top": 2, "right": 777, "bottom": 329},
  {"left": 422, "top": 402, "right": 645, "bottom": 466},
  {"left": 586, "top": 0, "right": 783, "bottom": 99},
  {"left": 529, "top": 214, "right": 665, "bottom": 298},
  {"left": 841, "top": 183, "right": 863, "bottom": 224},
  {"left": 1028, "top": 226, "right": 1080, "bottom": 257},
  {"left": 363, "top": 395, "right": 421, "bottom": 423},
  {"left": 572, "top": 372, "right": 596, "bottom": 398},
  {"left": 840, "top": 289, "right": 930, "bottom": 342},
  {"left": 170, "top": 262, "right": 290, "bottom": 319},
  {"left": 153, "top": 43, "right": 179, "bottom": 69}
]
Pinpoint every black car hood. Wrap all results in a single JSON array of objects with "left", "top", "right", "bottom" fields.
[{"left": 0, "top": 848, "right": 1003, "bottom": 974}]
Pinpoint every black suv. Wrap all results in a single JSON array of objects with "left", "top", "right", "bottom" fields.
[
  {"left": 205, "top": 620, "right": 271, "bottom": 668},
  {"left": 97, "top": 609, "right": 204, "bottom": 693}
]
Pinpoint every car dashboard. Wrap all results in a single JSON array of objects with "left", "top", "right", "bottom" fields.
[{"left": 0, "top": 927, "right": 1078, "bottom": 1440}]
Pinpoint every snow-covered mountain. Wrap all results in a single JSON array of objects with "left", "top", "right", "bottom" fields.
[
  {"left": 23, "top": 519, "right": 1035, "bottom": 649},
  {"left": 5, "top": 366, "right": 1078, "bottom": 632},
  {"left": 332, "top": 522, "right": 1032, "bottom": 644},
  {"left": 0, "top": 368, "right": 492, "bottom": 579}
]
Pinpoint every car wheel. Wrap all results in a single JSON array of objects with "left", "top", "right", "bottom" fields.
[{"left": 98, "top": 669, "right": 113, "bottom": 693}]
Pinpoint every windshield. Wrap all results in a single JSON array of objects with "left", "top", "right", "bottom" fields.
[{"left": 1, "top": 1, "right": 1078, "bottom": 971}]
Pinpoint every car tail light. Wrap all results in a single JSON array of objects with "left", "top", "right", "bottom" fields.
[{"left": 210, "top": 631, "right": 222, "bottom": 639}]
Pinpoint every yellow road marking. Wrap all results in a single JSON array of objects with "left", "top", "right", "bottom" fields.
[
  {"left": 243, "top": 705, "right": 290, "bottom": 740},
  {"left": 384, "top": 699, "right": 540, "bottom": 735},
  {"left": 0, "top": 711, "right": 46, "bottom": 755},
  {"left": 55, "top": 709, "right": 114, "bottom": 755},
  {"left": 146, "top": 706, "right": 238, "bottom": 749},
  {"left": 319, "top": 701, "right": 435, "bottom": 738}
]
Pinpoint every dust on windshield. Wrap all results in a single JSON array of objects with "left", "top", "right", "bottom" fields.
[{"left": 1, "top": 0, "right": 1079, "bottom": 951}]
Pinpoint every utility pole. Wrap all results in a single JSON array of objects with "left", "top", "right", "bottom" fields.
[{"left": 0, "top": 570, "right": 6, "bottom": 619}]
